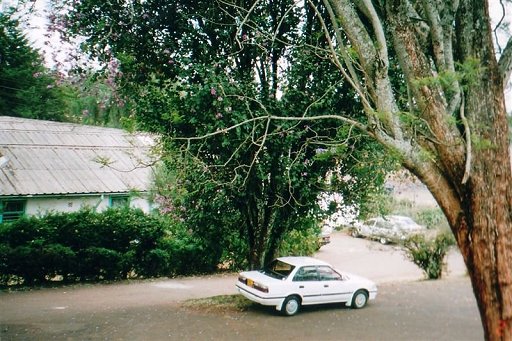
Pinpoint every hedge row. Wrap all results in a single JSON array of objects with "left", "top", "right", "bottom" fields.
[{"left": 0, "top": 208, "right": 218, "bottom": 286}]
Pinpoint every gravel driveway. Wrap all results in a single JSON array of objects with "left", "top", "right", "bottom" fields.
[{"left": 0, "top": 232, "right": 481, "bottom": 340}]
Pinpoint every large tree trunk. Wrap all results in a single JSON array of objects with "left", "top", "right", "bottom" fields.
[
  {"left": 440, "top": 81, "right": 512, "bottom": 340},
  {"left": 323, "top": 0, "right": 512, "bottom": 339},
  {"left": 393, "top": 0, "right": 512, "bottom": 337}
]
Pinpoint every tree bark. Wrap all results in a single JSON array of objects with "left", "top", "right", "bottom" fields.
[{"left": 323, "top": 0, "right": 512, "bottom": 339}]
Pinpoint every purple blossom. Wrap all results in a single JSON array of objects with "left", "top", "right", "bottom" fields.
[{"left": 210, "top": 87, "right": 217, "bottom": 96}]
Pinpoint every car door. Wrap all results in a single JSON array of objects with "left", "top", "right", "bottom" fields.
[
  {"left": 317, "top": 266, "right": 352, "bottom": 303},
  {"left": 292, "top": 266, "right": 325, "bottom": 305}
]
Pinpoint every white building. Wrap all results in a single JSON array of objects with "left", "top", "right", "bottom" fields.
[{"left": 0, "top": 116, "right": 157, "bottom": 222}]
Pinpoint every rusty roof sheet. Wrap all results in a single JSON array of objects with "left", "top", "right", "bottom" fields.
[{"left": 0, "top": 116, "right": 157, "bottom": 197}]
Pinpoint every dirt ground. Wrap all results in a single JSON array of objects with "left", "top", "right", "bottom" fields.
[{"left": 0, "top": 232, "right": 481, "bottom": 341}]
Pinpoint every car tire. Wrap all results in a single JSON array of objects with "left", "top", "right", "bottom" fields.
[
  {"left": 282, "top": 295, "right": 301, "bottom": 316},
  {"left": 351, "top": 290, "right": 368, "bottom": 309},
  {"left": 379, "top": 237, "right": 388, "bottom": 245}
]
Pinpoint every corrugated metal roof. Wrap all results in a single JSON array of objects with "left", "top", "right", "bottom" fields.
[{"left": 0, "top": 116, "right": 157, "bottom": 196}]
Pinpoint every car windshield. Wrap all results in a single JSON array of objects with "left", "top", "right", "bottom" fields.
[{"left": 261, "top": 259, "right": 295, "bottom": 280}]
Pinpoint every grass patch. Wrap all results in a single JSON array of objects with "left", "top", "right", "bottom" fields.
[{"left": 182, "top": 294, "right": 256, "bottom": 313}]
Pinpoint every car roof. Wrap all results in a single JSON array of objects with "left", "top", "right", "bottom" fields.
[{"left": 276, "top": 256, "right": 331, "bottom": 267}]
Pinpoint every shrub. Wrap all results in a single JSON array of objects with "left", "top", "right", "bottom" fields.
[
  {"left": 0, "top": 207, "right": 247, "bottom": 286},
  {"left": 78, "top": 247, "right": 124, "bottom": 281},
  {"left": 277, "top": 227, "right": 320, "bottom": 257},
  {"left": 135, "top": 248, "right": 171, "bottom": 278},
  {"left": 414, "top": 208, "right": 449, "bottom": 230},
  {"left": 402, "top": 232, "right": 455, "bottom": 279}
]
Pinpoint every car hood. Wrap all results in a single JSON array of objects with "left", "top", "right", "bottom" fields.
[{"left": 343, "top": 272, "right": 377, "bottom": 288}]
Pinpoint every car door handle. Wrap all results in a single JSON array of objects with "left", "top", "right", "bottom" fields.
[
  {"left": 299, "top": 285, "right": 304, "bottom": 288},
  {"left": 324, "top": 285, "right": 329, "bottom": 287}
]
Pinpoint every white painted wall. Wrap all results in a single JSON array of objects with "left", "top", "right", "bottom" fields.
[{"left": 24, "top": 195, "right": 152, "bottom": 217}]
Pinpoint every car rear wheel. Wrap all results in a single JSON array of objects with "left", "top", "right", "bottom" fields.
[
  {"left": 351, "top": 290, "right": 368, "bottom": 309},
  {"left": 282, "top": 295, "right": 301, "bottom": 316}
]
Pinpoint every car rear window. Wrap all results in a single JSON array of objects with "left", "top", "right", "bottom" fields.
[{"left": 261, "top": 259, "right": 295, "bottom": 279}]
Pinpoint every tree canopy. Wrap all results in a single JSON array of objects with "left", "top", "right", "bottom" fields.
[
  {"left": 56, "top": 0, "right": 394, "bottom": 268},
  {"left": 50, "top": 0, "right": 512, "bottom": 338},
  {"left": 0, "top": 13, "right": 68, "bottom": 121}
]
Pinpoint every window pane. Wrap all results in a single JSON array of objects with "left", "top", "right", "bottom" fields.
[
  {"left": 1, "top": 200, "right": 26, "bottom": 222},
  {"left": 318, "top": 266, "right": 341, "bottom": 281},
  {"left": 293, "top": 266, "right": 319, "bottom": 281},
  {"left": 111, "top": 196, "right": 129, "bottom": 208}
]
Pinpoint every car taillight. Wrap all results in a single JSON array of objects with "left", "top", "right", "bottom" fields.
[
  {"left": 239, "top": 276, "right": 268, "bottom": 293},
  {"left": 253, "top": 282, "right": 269, "bottom": 293}
]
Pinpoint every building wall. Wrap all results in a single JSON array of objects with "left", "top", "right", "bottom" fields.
[{"left": 24, "top": 195, "right": 152, "bottom": 217}]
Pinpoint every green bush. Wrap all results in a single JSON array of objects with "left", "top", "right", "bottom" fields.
[
  {"left": 78, "top": 247, "right": 124, "bottom": 280},
  {"left": 277, "top": 227, "right": 320, "bottom": 257},
  {"left": 402, "top": 232, "right": 455, "bottom": 279},
  {"left": 135, "top": 248, "right": 171, "bottom": 278},
  {"left": 0, "top": 207, "right": 250, "bottom": 286},
  {"left": 39, "top": 243, "right": 77, "bottom": 281},
  {"left": 0, "top": 208, "right": 177, "bottom": 285}
]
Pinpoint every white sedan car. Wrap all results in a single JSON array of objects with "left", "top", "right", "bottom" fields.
[
  {"left": 351, "top": 215, "right": 425, "bottom": 244},
  {"left": 236, "top": 256, "right": 377, "bottom": 316}
]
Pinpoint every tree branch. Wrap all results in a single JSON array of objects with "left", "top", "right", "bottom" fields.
[
  {"left": 460, "top": 94, "right": 472, "bottom": 184},
  {"left": 324, "top": 0, "right": 402, "bottom": 139},
  {"left": 499, "top": 37, "right": 512, "bottom": 88}
]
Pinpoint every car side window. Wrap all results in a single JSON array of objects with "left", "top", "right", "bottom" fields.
[
  {"left": 318, "top": 266, "right": 342, "bottom": 281},
  {"left": 293, "top": 266, "right": 319, "bottom": 282}
]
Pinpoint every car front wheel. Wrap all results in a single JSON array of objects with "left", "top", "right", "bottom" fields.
[
  {"left": 351, "top": 290, "right": 368, "bottom": 309},
  {"left": 282, "top": 295, "right": 301, "bottom": 316}
]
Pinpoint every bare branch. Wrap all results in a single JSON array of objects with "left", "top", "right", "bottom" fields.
[
  {"left": 172, "top": 113, "right": 366, "bottom": 143},
  {"left": 324, "top": 0, "right": 402, "bottom": 140},
  {"left": 313, "top": 0, "right": 373, "bottom": 111},
  {"left": 421, "top": 0, "right": 446, "bottom": 71},
  {"left": 459, "top": 94, "right": 472, "bottom": 184},
  {"left": 492, "top": 0, "right": 507, "bottom": 54},
  {"left": 359, "top": 0, "right": 388, "bottom": 66}
]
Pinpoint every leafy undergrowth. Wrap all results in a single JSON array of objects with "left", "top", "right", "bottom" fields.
[{"left": 182, "top": 294, "right": 256, "bottom": 313}]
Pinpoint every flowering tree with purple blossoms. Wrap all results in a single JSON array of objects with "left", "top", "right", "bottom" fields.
[{"left": 56, "top": 0, "right": 393, "bottom": 269}]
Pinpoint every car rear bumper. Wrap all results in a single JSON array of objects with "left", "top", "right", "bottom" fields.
[{"left": 236, "top": 285, "right": 286, "bottom": 310}]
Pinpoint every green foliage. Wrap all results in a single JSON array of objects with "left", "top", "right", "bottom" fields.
[
  {"left": 62, "top": 72, "right": 131, "bottom": 128},
  {"left": 0, "top": 208, "right": 222, "bottom": 286},
  {"left": 277, "top": 226, "right": 321, "bottom": 257},
  {"left": 402, "top": 233, "right": 456, "bottom": 280},
  {"left": 63, "top": 0, "right": 394, "bottom": 270},
  {"left": 0, "top": 13, "right": 67, "bottom": 121},
  {"left": 357, "top": 190, "right": 393, "bottom": 220},
  {"left": 415, "top": 208, "right": 449, "bottom": 230}
]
